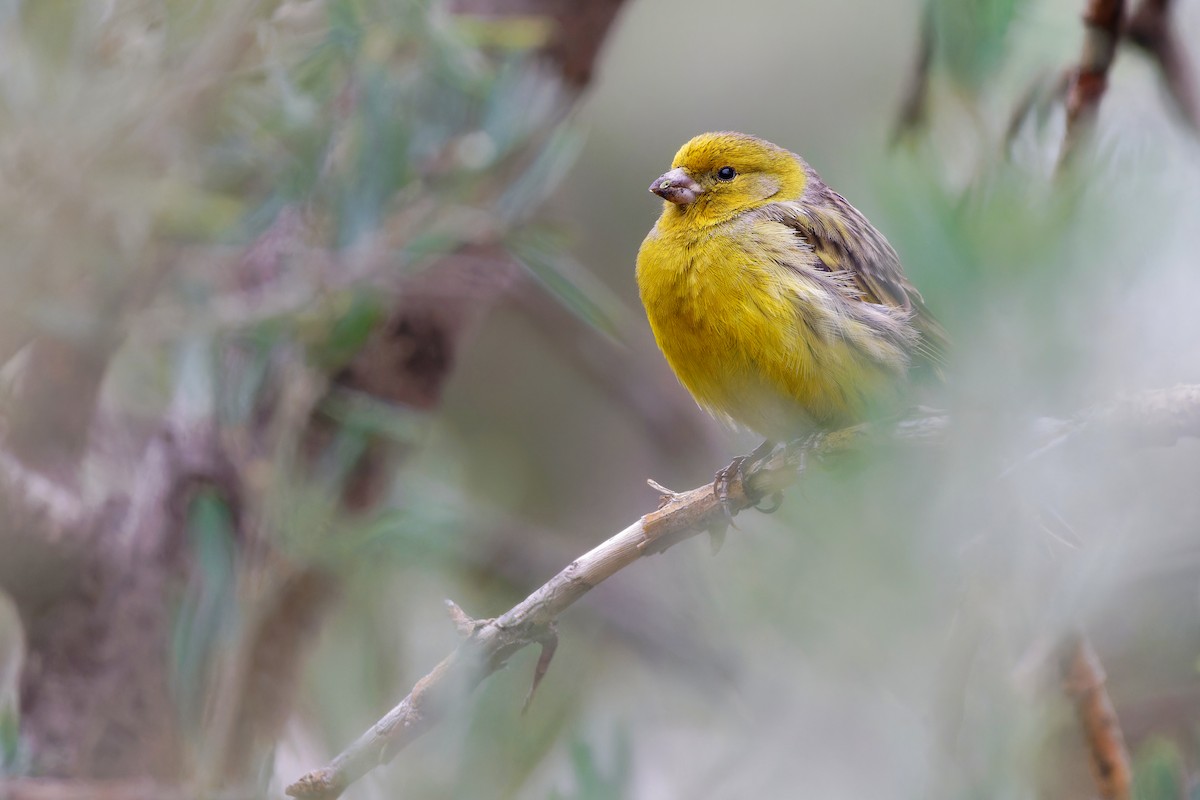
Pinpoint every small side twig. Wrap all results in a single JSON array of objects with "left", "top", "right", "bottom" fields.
[
  {"left": 521, "top": 625, "right": 558, "bottom": 716},
  {"left": 445, "top": 599, "right": 484, "bottom": 638},
  {"left": 1060, "top": 634, "right": 1133, "bottom": 800}
]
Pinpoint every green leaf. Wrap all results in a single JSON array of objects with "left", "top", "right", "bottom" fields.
[
  {"left": 1133, "top": 738, "right": 1185, "bottom": 800},
  {"left": 326, "top": 0, "right": 364, "bottom": 60},
  {"left": 170, "top": 489, "right": 239, "bottom": 730},
  {"left": 505, "top": 227, "right": 630, "bottom": 344},
  {"left": 0, "top": 707, "right": 19, "bottom": 775},
  {"left": 319, "top": 387, "right": 428, "bottom": 445},
  {"left": 928, "top": 0, "right": 1029, "bottom": 87},
  {"left": 308, "top": 291, "right": 387, "bottom": 371}
]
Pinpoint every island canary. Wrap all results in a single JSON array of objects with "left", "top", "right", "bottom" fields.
[{"left": 636, "top": 132, "right": 945, "bottom": 484}]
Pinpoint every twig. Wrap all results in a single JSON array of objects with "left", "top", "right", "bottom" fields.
[
  {"left": 1126, "top": 0, "right": 1200, "bottom": 132},
  {"left": 286, "top": 386, "right": 1200, "bottom": 799},
  {"left": 1060, "top": 634, "right": 1133, "bottom": 800},
  {"left": 1061, "top": 0, "right": 1126, "bottom": 168},
  {"left": 283, "top": 423, "right": 908, "bottom": 799}
]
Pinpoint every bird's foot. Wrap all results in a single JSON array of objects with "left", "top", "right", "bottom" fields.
[
  {"left": 755, "top": 490, "right": 784, "bottom": 514},
  {"left": 713, "top": 455, "right": 747, "bottom": 522},
  {"left": 712, "top": 439, "right": 783, "bottom": 524}
]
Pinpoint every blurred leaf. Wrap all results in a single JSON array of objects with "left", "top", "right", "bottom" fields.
[
  {"left": 928, "top": 0, "right": 1029, "bottom": 89},
  {"left": 337, "top": 69, "right": 414, "bottom": 246},
  {"left": 153, "top": 179, "right": 246, "bottom": 241},
  {"left": 453, "top": 15, "right": 555, "bottom": 53},
  {"left": 549, "top": 729, "right": 632, "bottom": 800},
  {"left": 482, "top": 62, "right": 566, "bottom": 158},
  {"left": 170, "top": 489, "right": 239, "bottom": 730},
  {"left": 215, "top": 334, "right": 278, "bottom": 428},
  {"left": 1133, "top": 739, "right": 1185, "bottom": 800},
  {"left": 173, "top": 335, "right": 217, "bottom": 422},
  {"left": 353, "top": 504, "right": 464, "bottom": 564},
  {"left": 319, "top": 387, "right": 427, "bottom": 445},
  {"left": 505, "top": 227, "right": 630, "bottom": 343},
  {"left": 305, "top": 290, "right": 387, "bottom": 370},
  {"left": 0, "top": 706, "right": 18, "bottom": 776},
  {"left": 326, "top": 0, "right": 364, "bottom": 60},
  {"left": 496, "top": 126, "right": 582, "bottom": 227},
  {"left": 0, "top": 591, "right": 20, "bottom": 777}
]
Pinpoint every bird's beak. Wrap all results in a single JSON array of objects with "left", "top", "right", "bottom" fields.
[{"left": 650, "top": 168, "right": 703, "bottom": 205}]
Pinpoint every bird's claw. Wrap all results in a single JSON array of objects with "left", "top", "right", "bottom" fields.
[
  {"left": 755, "top": 491, "right": 784, "bottom": 514},
  {"left": 713, "top": 455, "right": 747, "bottom": 524},
  {"left": 710, "top": 439, "right": 784, "bottom": 531}
]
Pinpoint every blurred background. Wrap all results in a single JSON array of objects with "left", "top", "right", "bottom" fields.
[{"left": 1, "top": 0, "right": 1199, "bottom": 798}]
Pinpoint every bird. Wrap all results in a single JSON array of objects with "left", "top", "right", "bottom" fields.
[{"left": 636, "top": 131, "right": 946, "bottom": 509}]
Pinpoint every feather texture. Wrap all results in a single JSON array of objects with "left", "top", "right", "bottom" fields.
[{"left": 636, "top": 132, "right": 944, "bottom": 437}]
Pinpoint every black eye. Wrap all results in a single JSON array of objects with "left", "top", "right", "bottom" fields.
[{"left": 716, "top": 166, "right": 737, "bottom": 181}]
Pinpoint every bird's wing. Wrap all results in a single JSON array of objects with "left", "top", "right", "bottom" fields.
[{"left": 763, "top": 192, "right": 949, "bottom": 370}]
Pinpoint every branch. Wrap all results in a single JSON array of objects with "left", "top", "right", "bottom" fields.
[
  {"left": 1061, "top": 0, "right": 1126, "bottom": 167},
  {"left": 1060, "top": 634, "right": 1133, "bottom": 800},
  {"left": 286, "top": 385, "right": 1200, "bottom": 799},
  {"left": 1126, "top": 0, "right": 1200, "bottom": 132},
  {"left": 447, "top": 0, "right": 630, "bottom": 88}
]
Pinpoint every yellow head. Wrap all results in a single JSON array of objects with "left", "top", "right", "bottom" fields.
[{"left": 649, "top": 132, "right": 809, "bottom": 228}]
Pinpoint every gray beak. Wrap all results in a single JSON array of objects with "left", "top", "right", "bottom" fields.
[{"left": 650, "top": 167, "right": 703, "bottom": 205}]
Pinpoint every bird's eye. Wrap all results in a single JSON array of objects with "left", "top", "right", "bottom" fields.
[{"left": 716, "top": 166, "right": 737, "bottom": 181}]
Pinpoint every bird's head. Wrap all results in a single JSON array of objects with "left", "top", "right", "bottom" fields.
[{"left": 649, "top": 132, "right": 809, "bottom": 226}]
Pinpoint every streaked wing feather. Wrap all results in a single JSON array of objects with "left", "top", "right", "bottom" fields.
[{"left": 767, "top": 191, "right": 948, "bottom": 369}]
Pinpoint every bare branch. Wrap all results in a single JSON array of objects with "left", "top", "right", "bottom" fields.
[
  {"left": 1060, "top": 634, "right": 1133, "bottom": 800},
  {"left": 286, "top": 385, "right": 1200, "bottom": 800}
]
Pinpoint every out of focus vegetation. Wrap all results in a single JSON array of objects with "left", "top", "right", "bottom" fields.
[{"left": 2, "top": 0, "right": 1199, "bottom": 798}]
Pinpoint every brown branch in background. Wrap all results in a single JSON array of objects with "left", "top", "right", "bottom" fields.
[
  {"left": 447, "top": 0, "right": 627, "bottom": 88},
  {"left": 286, "top": 385, "right": 1200, "bottom": 800},
  {"left": 1060, "top": 634, "right": 1133, "bottom": 800},
  {"left": 1126, "top": 0, "right": 1200, "bottom": 132},
  {"left": 1061, "top": 0, "right": 1126, "bottom": 167}
]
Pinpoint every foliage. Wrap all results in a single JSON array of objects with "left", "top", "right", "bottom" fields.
[{"left": 2, "top": 0, "right": 1199, "bottom": 797}]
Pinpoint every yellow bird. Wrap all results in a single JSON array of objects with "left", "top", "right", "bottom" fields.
[{"left": 637, "top": 132, "right": 945, "bottom": 493}]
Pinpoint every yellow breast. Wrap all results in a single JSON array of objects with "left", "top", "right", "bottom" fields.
[{"left": 636, "top": 215, "right": 894, "bottom": 438}]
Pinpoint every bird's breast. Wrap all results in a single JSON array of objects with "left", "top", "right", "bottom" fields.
[
  {"left": 636, "top": 216, "right": 898, "bottom": 434},
  {"left": 636, "top": 221, "right": 817, "bottom": 430}
]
